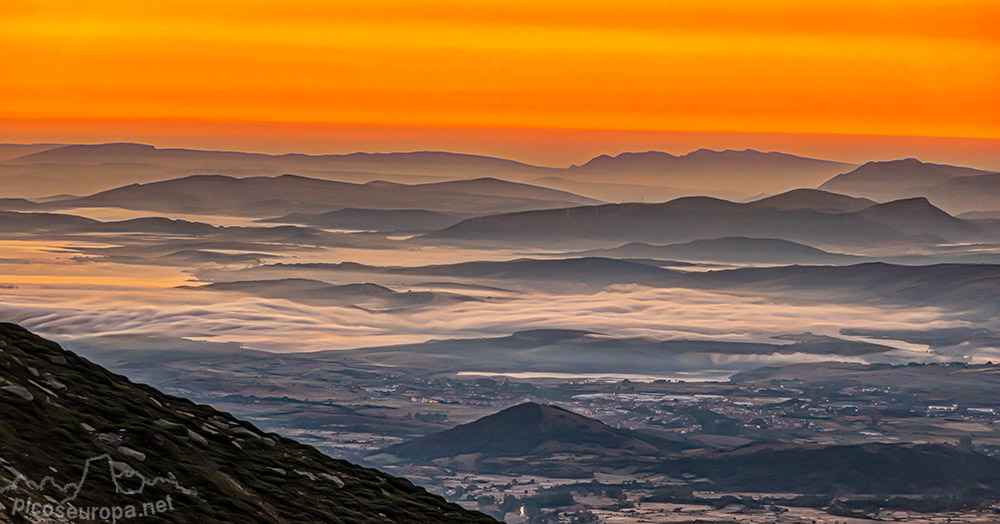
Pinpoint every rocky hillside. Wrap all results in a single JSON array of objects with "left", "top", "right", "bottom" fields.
[{"left": 0, "top": 323, "right": 496, "bottom": 524}]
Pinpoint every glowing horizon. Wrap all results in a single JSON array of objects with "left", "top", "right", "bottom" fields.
[{"left": 2, "top": 0, "right": 998, "bottom": 166}]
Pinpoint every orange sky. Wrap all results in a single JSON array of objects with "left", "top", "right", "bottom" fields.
[{"left": 1, "top": 0, "right": 998, "bottom": 165}]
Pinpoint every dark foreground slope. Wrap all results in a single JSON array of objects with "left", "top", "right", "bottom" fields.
[{"left": 0, "top": 323, "right": 495, "bottom": 524}]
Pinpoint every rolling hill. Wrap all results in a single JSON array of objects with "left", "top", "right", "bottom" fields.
[
  {"left": 748, "top": 188, "right": 877, "bottom": 212},
  {"left": 855, "top": 197, "right": 978, "bottom": 237},
  {"left": 378, "top": 402, "right": 690, "bottom": 462}
]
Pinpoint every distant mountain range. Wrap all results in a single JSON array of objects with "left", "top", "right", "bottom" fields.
[
  {"left": 1, "top": 143, "right": 853, "bottom": 201},
  {"left": 0, "top": 143, "right": 552, "bottom": 197},
  {"left": 4, "top": 143, "right": 998, "bottom": 215},
  {"left": 0, "top": 322, "right": 495, "bottom": 523},
  {"left": 566, "top": 149, "right": 852, "bottom": 194}
]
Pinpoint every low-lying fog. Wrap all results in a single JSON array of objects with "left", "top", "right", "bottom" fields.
[{"left": 0, "top": 237, "right": 975, "bottom": 365}]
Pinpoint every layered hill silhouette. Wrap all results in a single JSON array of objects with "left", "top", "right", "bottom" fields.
[
  {"left": 35, "top": 174, "right": 599, "bottom": 216},
  {"left": 423, "top": 189, "right": 989, "bottom": 248},
  {"left": 6, "top": 144, "right": 999, "bottom": 215},
  {"left": 0, "top": 323, "right": 495, "bottom": 523},
  {"left": 0, "top": 143, "right": 556, "bottom": 196},
  {"left": 819, "top": 159, "right": 999, "bottom": 213}
]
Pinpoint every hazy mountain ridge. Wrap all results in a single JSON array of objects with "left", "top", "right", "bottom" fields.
[
  {"left": 567, "top": 149, "right": 853, "bottom": 193},
  {"left": 34, "top": 174, "right": 600, "bottom": 216},
  {"left": 1, "top": 143, "right": 855, "bottom": 201},
  {"left": 423, "top": 189, "right": 989, "bottom": 248},
  {"left": 819, "top": 158, "right": 1000, "bottom": 213}
]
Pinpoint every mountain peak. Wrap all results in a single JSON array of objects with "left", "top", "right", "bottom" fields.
[{"left": 379, "top": 402, "right": 684, "bottom": 462}]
